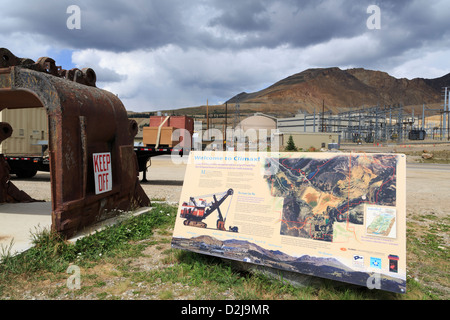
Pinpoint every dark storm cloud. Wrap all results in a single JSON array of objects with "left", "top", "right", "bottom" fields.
[
  {"left": 75, "top": 0, "right": 191, "bottom": 51},
  {"left": 1, "top": 0, "right": 191, "bottom": 51},
  {"left": 2, "top": 0, "right": 449, "bottom": 55},
  {"left": 206, "top": 0, "right": 367, "bottom": 48},
  {"left": 364, "top": 0, "right": 450, "bottom": 69},
  {"left": 212, "top": 0, "right": 450, "bottom": 57},
  {"left": 208, "top": 0, "right": 272, "bottom": 32},
  {"left": 2, "top": 0, "right": 449, "bottom": 110}
]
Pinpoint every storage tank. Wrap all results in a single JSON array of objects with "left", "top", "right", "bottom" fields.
[{"left": 238, "top": 115, "right": 277, "bottom": 132}]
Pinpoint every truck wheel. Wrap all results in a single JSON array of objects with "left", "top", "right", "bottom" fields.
[{"left": 16, "top": 167, "right": 38, "bottom": 179}]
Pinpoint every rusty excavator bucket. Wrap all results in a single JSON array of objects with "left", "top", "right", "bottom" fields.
[{"left": 0, "top": 48, "right": 150, "bottom": 238}]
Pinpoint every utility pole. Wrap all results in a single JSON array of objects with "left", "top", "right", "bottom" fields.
[
  {"left": 206, "top": 99, "right": 209, "bottom": 131},
  {"left": 445, "top": 87, "right": 450, "bottom": 140},
  {"left": 313, "top": 108, "right": 316, "bottom": 133},
  {"left": 447, "top": 88, "right": 450, "bottom": 140},
  {"left": 422, "top": 104, "right": 425, "bottom": 130},
  {"left": 321, "top": 100, "right": 325, "bottom": 132},
  {"left": 233, "top": 99, "right": 241, "bottom": 130},
  {"left": 205, "top": 99, "right": 210, "bottom": 141},
  {"left": 224, "top": 102, "right": 228, "bottom": 147},
  {"left": 444, "top": 88, "right": 447, "bottom": 140}
]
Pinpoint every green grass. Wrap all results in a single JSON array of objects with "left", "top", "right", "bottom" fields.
[
  {"left": 1, "top": 204, "right": 448, "bottom": 300},
  {"left": 0, "top": 203, "right": 176, "bottom": 297},
  {"left": 1, "top": 203, "right": 175, "bottom": 274},
  {"left": 405, "top": 215, "right": 449, "bottom": 299}
]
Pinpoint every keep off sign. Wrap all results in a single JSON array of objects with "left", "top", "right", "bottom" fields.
[{"left": 93, "top": 153, "right": 112, "bottom": 194}]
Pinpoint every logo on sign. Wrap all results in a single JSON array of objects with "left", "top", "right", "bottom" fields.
[
  {"left": 370, "top": 257, "right": 382, "bottom": 269},
  {"left": 93, "top": 153, "right": 112, "bottom": 194},
  {"left": 388, "top": 255, "right": 399, "bottom": 273},
  {"left": 352, "top": 255, "right": 365, "bottom": 268}
]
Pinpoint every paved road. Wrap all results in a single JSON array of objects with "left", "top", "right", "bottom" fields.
[{"left": 407, "top": 162, "right": 450, "bottom": 172}]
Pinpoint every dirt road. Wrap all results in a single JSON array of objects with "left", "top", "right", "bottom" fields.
[{"left": 405, "top": 163, "right": 450, "bottom": 219}]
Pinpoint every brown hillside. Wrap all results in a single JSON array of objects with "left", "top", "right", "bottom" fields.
[{"left": 226, "top": 67, "right": 448, "bottom": 116}]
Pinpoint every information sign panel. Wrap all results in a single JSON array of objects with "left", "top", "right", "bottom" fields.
[{"left": 172, "top": 151, "right": 406, "bottom": 294}]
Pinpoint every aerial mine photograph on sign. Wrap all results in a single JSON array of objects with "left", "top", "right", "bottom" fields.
[{"left": 0, "top": 0, "right": 449, "bottom": 304}]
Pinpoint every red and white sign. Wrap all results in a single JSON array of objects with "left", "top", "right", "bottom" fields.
[{"left": 93, "top": 152, "right": 112, "bottom": 195}]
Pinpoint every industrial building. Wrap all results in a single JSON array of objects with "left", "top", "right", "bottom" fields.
[
  {"left": 274, "top": 132, "right": 340, "bottom": 151},
  {"left": 153, "top": 86, "right": 450, "bottom": 152}
]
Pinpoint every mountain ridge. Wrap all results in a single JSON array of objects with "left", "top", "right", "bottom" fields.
[{"left": 225, "top": 67, "right": 449, "bottom": 116}]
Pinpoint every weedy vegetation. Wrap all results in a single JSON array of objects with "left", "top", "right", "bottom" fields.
[{"left": 1, "top": 203, "right": 448, "bottom": 300}]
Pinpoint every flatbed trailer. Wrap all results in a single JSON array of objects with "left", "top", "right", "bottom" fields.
[
  {"left": 5, "top": 155, "right": 49, "bottom": 178},
  {"left": 6, "top": 146, "right": 186, "bottom": 180},
  {"left": 134, "top": 145, "right": 186, "bottom": 181}
]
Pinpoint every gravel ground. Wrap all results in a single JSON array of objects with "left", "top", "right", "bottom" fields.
[{"left": 139, "top": 155, "right": 186, "bottom": 203}]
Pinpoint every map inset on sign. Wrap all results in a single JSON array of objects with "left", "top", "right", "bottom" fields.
[
  {"left": 265, "top": 154, "right": 397, "bottom": 242},
  {"left": 365, "top": 206, "right": 397, "bottom": 238}
]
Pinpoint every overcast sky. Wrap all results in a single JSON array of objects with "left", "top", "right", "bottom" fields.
[{"left": 1, "top": 0, "right": 449, "bottom": 112}]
